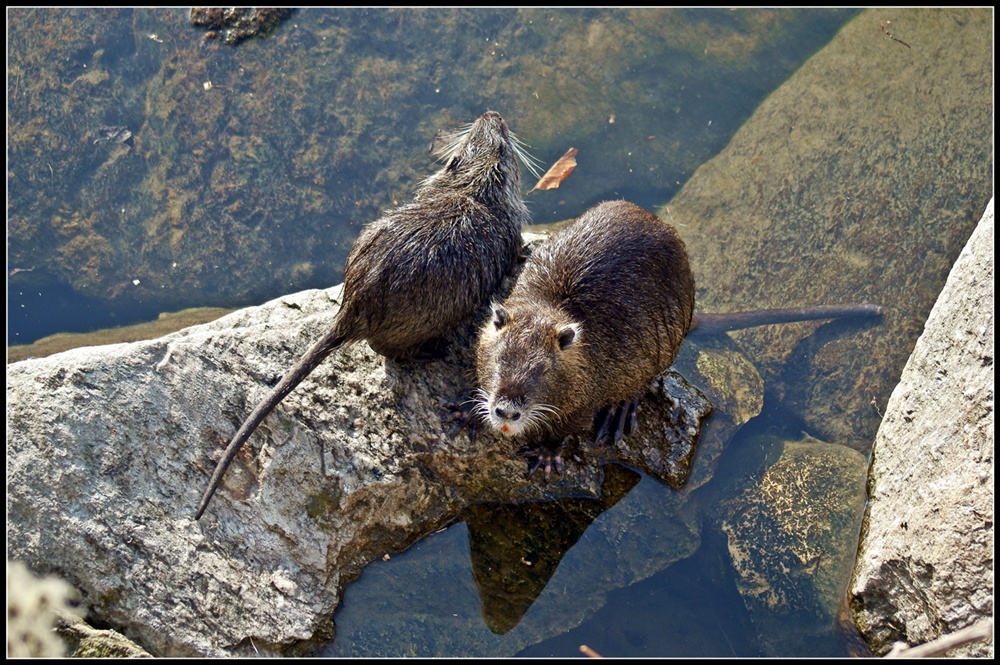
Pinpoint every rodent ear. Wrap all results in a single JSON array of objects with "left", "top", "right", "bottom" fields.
[
  {"left": 557, "top": 322, "right": 581, "bottom": 350},
  {"left": 445, "top": 147, "right": 470, "bottom": 173},
  {"left": 491, "top": 303, "right": 509, "bottom": 330}
]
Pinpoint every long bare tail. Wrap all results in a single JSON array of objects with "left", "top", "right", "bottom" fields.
[
  {"left": 689, "top": 303, "right": 883, "bottom": 337},
  {"left": 194, "top": 326, "right": 349, "bottom": 520}
]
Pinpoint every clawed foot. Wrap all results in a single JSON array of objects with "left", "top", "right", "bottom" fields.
[
  {"left": 441, "top": 399, "right": 478, "bottom": 439},
  {"left": 520, "top": 438, "right": 570, "bottom": 482},
  {"left": 592, "top": 397, "right": 639, "bottom": 447}
]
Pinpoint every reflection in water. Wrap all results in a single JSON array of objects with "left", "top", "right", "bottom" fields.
[
  {"left": 324, "top": 464, "right": 679, "bottom": 658},
  {"left": 464, "top": 465, "right": 641, "bottom": 635}
]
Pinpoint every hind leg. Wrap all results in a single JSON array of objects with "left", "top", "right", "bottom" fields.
[
  {"left": 408, "top": 336, "right": 451, "bottom": 362},
  {"left": 592, "top": 397, "right": 639, "bottom": 447}
]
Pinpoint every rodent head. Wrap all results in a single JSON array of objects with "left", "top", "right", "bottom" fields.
[
  {"left": 475, "top": 300, "right": 586, "bottom": 438},
  {"left": 423, "top": 111, "right": 533, "bottom": 204}
]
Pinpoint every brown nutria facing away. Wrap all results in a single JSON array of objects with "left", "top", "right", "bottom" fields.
[
  {"left": 195, "top": 111, "right": 531, "bottom": 519},
  {"left": 475, "top": 199, "right": 882, "bottom": 478}
]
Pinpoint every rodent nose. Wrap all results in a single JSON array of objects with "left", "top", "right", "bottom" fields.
[{"left": 495, "top": 407, "right": 520, "bottom": 421}]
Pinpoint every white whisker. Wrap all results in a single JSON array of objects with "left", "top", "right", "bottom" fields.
[
  {"left": 517, "top": 401, "right": 561, "bottom": 436},
  {"left": 432, "top": 122, "right": 474, "bottom": 161},
  {"left": 472, "top": 389, "right": 493, "bottom": 419},
  {"left": 510, "top": 131, "right": 543, "bottom": 179},
  {"left": 531, "top": 402, "right": 562, "bottom": 417}
]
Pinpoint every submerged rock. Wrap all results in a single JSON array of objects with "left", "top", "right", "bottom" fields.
[
  {"left": 666, "top": 8, "right": 993, "bottom": 450},
  {"left": 707, "top": 433, "right": 868, "bottom": 656},
  {"left": 189, "top": 8, "right": 295, "bottom": 45}
]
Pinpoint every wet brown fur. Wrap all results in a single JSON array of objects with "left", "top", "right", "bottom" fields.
[
  {"left": 476, "top": 199, "right": 881, "bottom": 445},
  {"left": 196, "top": 111, "right": 528, "bottom": 519},
  {"left": 476, "top": 200, "right": 695, "bottom": 440}
]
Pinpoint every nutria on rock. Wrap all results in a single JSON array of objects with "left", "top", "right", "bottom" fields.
[
  {"left": 475, "top": 199, "right": 881, "bottom": 479},
  {"left": 196, "top": 111, "right": 531, "bottom": 519}
]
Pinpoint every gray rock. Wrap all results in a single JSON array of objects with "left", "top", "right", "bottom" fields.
[
  {"left": 6, "top": 278, "right": 710, "bottom": 656},
  {"left": 849, "top": 199, "right": 994, "bottom": 657}
]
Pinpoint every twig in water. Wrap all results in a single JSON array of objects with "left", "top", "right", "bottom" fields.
[
  {"left": 884, "top": 618, "right": 993, "bottom": 658},
  {"left": 879, "top": 18, "right": 911, "bottom": 49}
]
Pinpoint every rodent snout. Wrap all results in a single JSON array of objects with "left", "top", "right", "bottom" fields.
[
  {"left": 494, "top": 406, "right": 521, "bottom": 421},
  {"left": 485, "top": 395, "right": 532, "bottom": 436}
]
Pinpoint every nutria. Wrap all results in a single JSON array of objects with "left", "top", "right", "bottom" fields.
[
  {"left": 475, "top": 199, "right": 881, "bottom": 478},
  {"left": 195, "top": 111, "right": 530, "bottom": 519}
]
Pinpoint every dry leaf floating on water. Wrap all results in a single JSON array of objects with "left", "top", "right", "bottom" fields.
[{"left": 527, "top": 147, "right": 578, "bottom": 193}]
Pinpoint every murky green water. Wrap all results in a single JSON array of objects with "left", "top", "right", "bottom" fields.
[
  {"left": 8, "top": 7, "right": 857, "bottom": 346},
  {"left": 8, "top": 7, "right": 992, "bottom": 658}
]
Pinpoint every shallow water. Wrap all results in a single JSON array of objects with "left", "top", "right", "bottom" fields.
[{"left": 8, "top": 7, "right": 858, "bottom": 347}]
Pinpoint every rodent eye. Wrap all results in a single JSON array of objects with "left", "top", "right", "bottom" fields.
[{"left": 557, "top": 323, "right": 580, "bottom": 350}]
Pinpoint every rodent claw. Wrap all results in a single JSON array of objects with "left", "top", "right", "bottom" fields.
[
  {"left": 522, "top": 445, "right": 564, "bottom": 482},
  {"left": 592, "top": 397, "right": 640, "bottom": 447},
  {"left": 442, "top": 400, "right": 478, "bottom": 439}
]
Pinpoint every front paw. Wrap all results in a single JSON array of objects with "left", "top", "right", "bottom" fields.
[
  {"left": 441, "top": 399, "right": 479, "bottom": 439},
  {"left": 520, "top": 437, "right": 572, "bottom": 482}
]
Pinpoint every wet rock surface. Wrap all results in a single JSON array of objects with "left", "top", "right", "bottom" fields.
[
  {"left": 7, "top": 272, "right": 712, "bottom": 656},
  {"left": 849, "top": 200, "right": 994, "bottom": 658}
]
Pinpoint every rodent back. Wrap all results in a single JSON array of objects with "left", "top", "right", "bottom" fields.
[
  {"left": 339, "top": 112, "right": 528, "bottom": 359},
  {"left": 477, "top": 200, "right": 696, "bottom": 435},
  {"left": 518, "top": 200, "right": 694, "bottom": 386}
]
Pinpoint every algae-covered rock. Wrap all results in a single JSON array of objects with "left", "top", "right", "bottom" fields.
[
  {"left": 665, "top": 8, "right": 993, "bottom": 449},
  {"left": 709, "top": 434, "right": 868, "bottom": 656}
]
